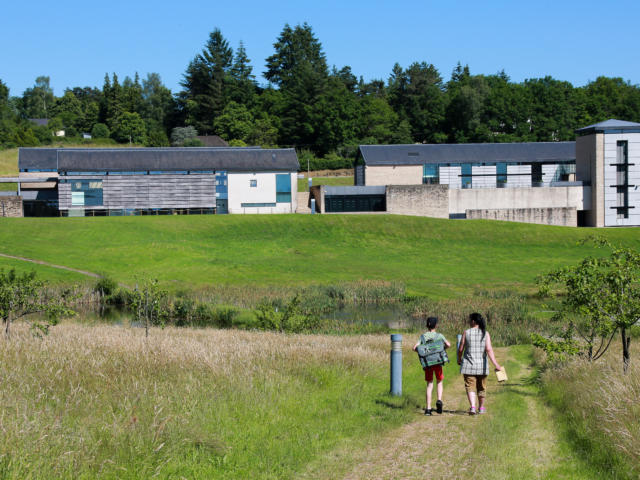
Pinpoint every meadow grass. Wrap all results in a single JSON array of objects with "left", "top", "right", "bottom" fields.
[
  {"left": 297, "top": 175, "right": 354, "bottom": 191},
  {"left": 0, "top": 215, "right": 638, "bottom": 299},
  {"left": 0, "top": 148, "right": 18, "bottom": 176},
  {"left": 0, "top": 324, "right": 424, "bottom": 479},
  {"left": 540, "top": 347, "right": 640, "bottom": 479}
]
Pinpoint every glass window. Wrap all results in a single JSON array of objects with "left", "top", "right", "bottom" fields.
[
  {"left": 461, "top": 164, "right": 472, "bottom": 188},
  {"left": 71, "top": 180, "right": 103, "bottom": 206},
  {"left": 497, "top": 163, "right": 507, "bottom": 185},
  {"left": 422, "top": 165, "right": 439, "bottom": 185},
  {"left": 275, "top": 174, "right": 291, "bottom": 203},
  {"left": 250, "top": 179, "right": 257, "bottom": 188}
]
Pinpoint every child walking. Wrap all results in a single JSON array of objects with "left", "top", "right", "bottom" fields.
[{"left": 413, "top": 317, "right": 451, "bottom": 415}]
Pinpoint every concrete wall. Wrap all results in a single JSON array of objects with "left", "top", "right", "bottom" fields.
[
  {"left": 19, "top": 171, "right": 58, "bottom": 189},
  {"left": 228, "top": 172, "right": 296, "bottom": 214},
  {"left": 603, "top": 132, "right": 640, "bottom": 227},
  {"left": 309, "top": 185, "right": 325, "bottom": 213},
  {"left": 386, "top": 184, "right": 449, "bottom": 218},
  {"left": 466, "top": 207, "right": 577, "bottom": 226},
  {"left": 364, "top": 165, "right": 422, "bottom": 186},
  {"left": 576, "top": 133, "right": 604, "bottom": 227},
  {"left": 0, "top": 196, "right": 23, "bottom": 217},
  {"left": 449, "top": 185, "right": 589, "bottom": 216}
]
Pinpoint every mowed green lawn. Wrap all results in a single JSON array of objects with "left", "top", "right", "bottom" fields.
[{"left": 0, "top": 215, "right": 638, "bottom": 297}]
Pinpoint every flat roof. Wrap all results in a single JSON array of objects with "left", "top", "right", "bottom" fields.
[
  {"left": 576, "top": 119, "right": 640, "bottom": 135},
  {"left": 19, "top": 147, "right": 299, "bottom": 172},
  {"left": 359, "top": 142, "right": 575, "bottom": 166}
]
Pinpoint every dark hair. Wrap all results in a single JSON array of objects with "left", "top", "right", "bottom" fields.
[
  {"left": 469, "top": 312, "right": 486, "bottom": 338},
  {"left": 426, "top": 316, "right": 438, "bottom": 330}
]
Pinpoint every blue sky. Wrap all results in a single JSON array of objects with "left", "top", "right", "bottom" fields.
[{"left": 2, "top": 0, "right": 640, "bottom": 96}]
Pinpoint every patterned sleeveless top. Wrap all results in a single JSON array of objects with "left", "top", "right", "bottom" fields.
[{"left": 460, "top": 327, "right": 488, "bottom": 375}]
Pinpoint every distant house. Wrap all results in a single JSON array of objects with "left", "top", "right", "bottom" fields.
[
  {"left": 196, "top": 135, "right": 229, "bottom": 147},
  {"left": 83, "top": 133, "right": 92, "bottom": 140}
]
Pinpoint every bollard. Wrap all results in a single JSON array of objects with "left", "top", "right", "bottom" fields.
[
  {"left": 310, "top": 198, "right": 316, "bottom": 214},
  {"left": 308, "top": 177, "right": 313, "bottom": 191},
  {"left": 390, "top": 334, "right": 402, "bottom": 396}
]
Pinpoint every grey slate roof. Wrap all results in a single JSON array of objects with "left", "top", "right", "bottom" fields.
[
  {"left": 19, "top": 148, "right": 299, "bottom": 172},
  {"left": 576, "top": 119, "right": 640, "bottom": 135},
  {"left": 19, "top": 148, "right": 58, "bottom": 170},
  {"left": 359, "top": 142, "right": 575, "bottom": 166}
]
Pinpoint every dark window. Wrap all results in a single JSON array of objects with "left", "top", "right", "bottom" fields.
[{"left": 531, "top": 163, "right": 543, "bottom": 184}]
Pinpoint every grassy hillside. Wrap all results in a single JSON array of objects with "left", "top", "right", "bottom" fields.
[{"left": 0, "top": 215, "right": 638, "bottom": 297}]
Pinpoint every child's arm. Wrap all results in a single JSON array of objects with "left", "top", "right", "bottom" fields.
[
  {"left": 457, "top": 334, "right": 465, "bottom": 365},
  {"left": 412, "top": 342, "right": 420, "bottom": 352}
]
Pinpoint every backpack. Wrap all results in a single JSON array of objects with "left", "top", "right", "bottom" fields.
[{"left": 416, "top": 335, "right": 449, "bottom": 368}]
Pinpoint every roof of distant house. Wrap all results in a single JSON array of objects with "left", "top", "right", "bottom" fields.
[
  {"left": 576, "top": 119, "right": 640, "bottom": 135},
  {"left": 359, "top": 142, "right": 576, "bottom": 166},
  {"left": 196, "top": 135, "right": 229, "bottom": 147},
  {"left": 28, "top": 118, "right": 49, "bottom": 127},
  {"left": 18, "top": 147, "right": 299, "bottom": 172}
]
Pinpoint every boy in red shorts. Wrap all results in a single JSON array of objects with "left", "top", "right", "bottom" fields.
[{"left": 413, "top": 317, "right": 451, "bottom": 415}]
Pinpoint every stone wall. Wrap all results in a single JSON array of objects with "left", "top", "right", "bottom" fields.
[
  {"left": 0, "top": 196, "right": 23, "bottom": 217},
  {"left": 466, "top": 207, "right": 577, "bottom": 226},
  {"left": 386, "top": 184, "right": 449, "bottom": 218}
]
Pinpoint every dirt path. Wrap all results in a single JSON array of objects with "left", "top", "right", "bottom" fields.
[
  {"left": 0, "top": 252, "right": 101, "bottom": 278},
  {"left": 303, "top": 346, "right": 597, "bottom": 480}
]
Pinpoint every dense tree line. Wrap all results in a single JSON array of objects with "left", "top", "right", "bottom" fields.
[{"left": 2, "top": 23, "right": 640, "bottom": 167}]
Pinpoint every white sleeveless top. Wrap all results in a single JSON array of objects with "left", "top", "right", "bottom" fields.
[{"left": 460, "top": 327, "right": 488, "bottom": 375}]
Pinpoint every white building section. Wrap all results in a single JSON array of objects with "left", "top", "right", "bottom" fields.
[{"left": 228, "top": 172, "right": 297, "bottom": 214}]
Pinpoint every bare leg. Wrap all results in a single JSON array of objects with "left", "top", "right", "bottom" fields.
[
  {"left": 478, "top": 395, "right": 485, "bottom": 409},
  {"left": 436, "top": 380, "right": 443, "bottom": 401},
  {"left": 426, "top": 381, "right": 434, "bottom": 409},
  {"left": 467, "top": 391, "right": 476, "bottom": 409}
]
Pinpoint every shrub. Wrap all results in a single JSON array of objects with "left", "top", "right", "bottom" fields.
[
  {"left": 91, "top": 123, "right": 110, "bottom": 139},
  {"left": 93, "top": 276, "right": 118, "bottom": 297}
]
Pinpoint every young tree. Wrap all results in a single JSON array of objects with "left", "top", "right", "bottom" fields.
[
  {"left": 130, "top": 279, "right": 169, "bottom": 338},
  {"left": 0, "top": 269, "right": 76, "bottom": 338},
  {"left": 538, "top": 239, "right": 640, "bottom": 371},
  {"left": 111, "top": 112, "right": 146, "bottom": 144}
]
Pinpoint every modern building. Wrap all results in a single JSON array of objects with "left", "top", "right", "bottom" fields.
[
  {"left": 17, "top": 147, "right": 299, "bottom": 216},
  {"left": 315, "top": 119, "right": 639, "bottom": 227}
]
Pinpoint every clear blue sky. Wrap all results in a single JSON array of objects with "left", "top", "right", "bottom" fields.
[{"left": 2, "top": 0, "right": 640, "bottom": 96}]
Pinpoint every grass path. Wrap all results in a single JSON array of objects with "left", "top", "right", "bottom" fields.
[
  {"left": 0, "top": 251, "right": 101, "bottom": 278},
  {"left": 303, "top": 346, "right": 600, "bottom": 480}
]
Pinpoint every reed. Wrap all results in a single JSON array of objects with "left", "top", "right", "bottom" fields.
[
  {"left": 0, "top": 324, "right": 422, "bottom": 479},
  {"left": 539, "top": 347, "right": 640, "bottom": 479}
]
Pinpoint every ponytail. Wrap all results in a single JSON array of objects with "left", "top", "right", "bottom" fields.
[{"left": 469, "top": 312, "right": 486, "bottom": 339}]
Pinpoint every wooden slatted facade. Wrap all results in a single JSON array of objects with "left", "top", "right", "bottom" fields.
[{"left": 58, "top": 174, "right": 216, "bottom": 211}]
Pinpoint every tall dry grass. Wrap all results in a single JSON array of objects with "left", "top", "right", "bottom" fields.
[
  {"left": 540, "top": 346, "right": 640, "bottom": 478},
  {"left": 0, "top": 324, "right": 410, "bottom": 479}
]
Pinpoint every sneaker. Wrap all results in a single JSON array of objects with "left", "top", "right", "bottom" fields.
[
  {"left": 478, "top": 407, "right": 486, "bottom": 414},
  {"left": 436, "top": 400, "right": 443, "bottom": 414},
  {"left": 469, "top": 407, "right": 476, "bottom": 416},
  {"left": 424, "top": 408, "right": 432, "bottom": 416}
]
